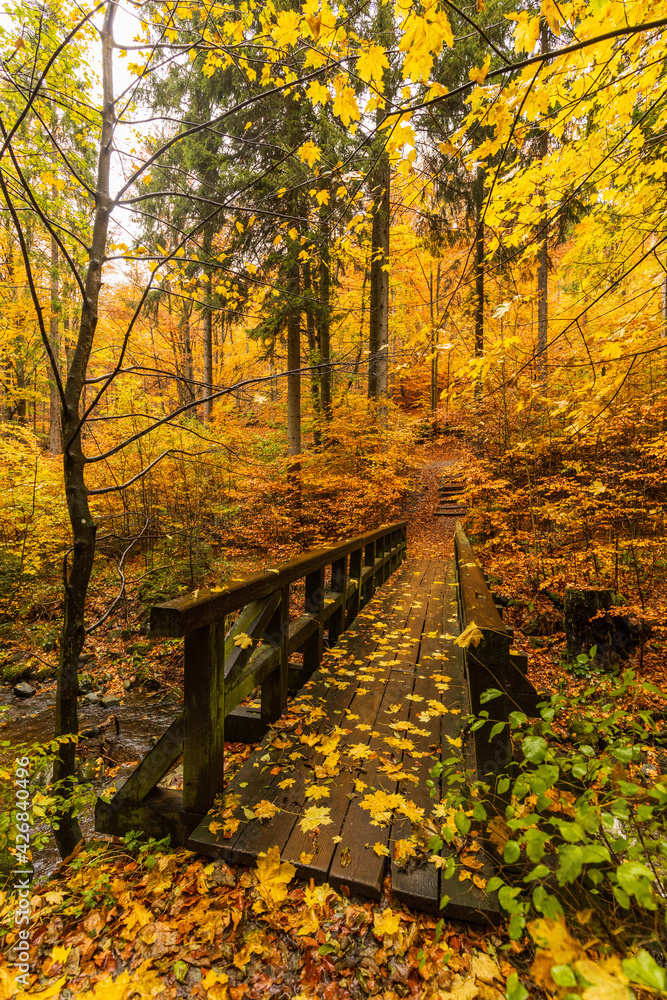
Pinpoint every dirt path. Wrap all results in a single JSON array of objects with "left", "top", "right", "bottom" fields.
[{"left": 401, "top": 445, "right": 464, "bottom": 560}]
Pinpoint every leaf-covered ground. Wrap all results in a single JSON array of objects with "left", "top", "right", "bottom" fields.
[{"left": 1, "top": 843, "right": 515, "bottom": 1000}]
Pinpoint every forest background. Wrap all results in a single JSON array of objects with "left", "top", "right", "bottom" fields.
[{"left": 2, "top": 0, "right": 667, "bottom": 996}]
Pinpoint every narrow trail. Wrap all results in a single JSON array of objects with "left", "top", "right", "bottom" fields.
[{"left": 402, "top": 447, "right": 463, "bottom": 560}]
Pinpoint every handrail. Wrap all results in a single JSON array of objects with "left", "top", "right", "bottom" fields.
[
  {"left": 454, "top": 521, "right": 542, "bottom": 789},
  {"left": 151, "top": 520, "right": 408, "bottom": 637}
]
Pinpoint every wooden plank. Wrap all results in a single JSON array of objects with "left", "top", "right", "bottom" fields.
[
  {"left": 390, "top": 571, "right": 448, "bottom": 912},
  {"left": 281, "top": 563, "right": 433, "bottom": 881},
  {"left": 327, "top": 566, "right": 438, "bottom": 898},
  {"left": 151, "top": 520, "right": 407, "bottom": 636}
]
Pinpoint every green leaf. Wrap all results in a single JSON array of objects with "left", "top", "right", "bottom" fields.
[
  {"left": 524, "top": 829, "right": 550, "bottom": 862},
  {"left": 522, "top": 735, "right": 548, "bottom": 763},
  {"left": 480, "top": 687, "right": 503, "bottom": 704},
  {"left": 505, "top": 971, "right": 528, "bottom": 1000},
  {"left": 498, "top": 776, "right": 510, "bottom": 794},
  {"left": 556, "top": 845, "right": 585, "bottom": 885},
  {"left": 503, "top": 840, "right": 521, "bottom": 863},
  {"left": 490, "top": 722, "right": 507, "bottom": 739},
  {"left": 454, "top": 811, "right": 471, "bottom": 835},
  {"left": 509, "top": 711, "right": 527, "bottom": 728},
  {"left": 487, "top": 875, "right": 504, "bottom": 892},
  {"left": 551, "top": 965, "right": 577, "bottom": 988},
  {"left": 622, "top": 950, "right": 667, "bottom": 992}
]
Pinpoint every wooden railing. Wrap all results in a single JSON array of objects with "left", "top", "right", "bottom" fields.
[
  {"left": 454, "top": 522, "right": 543, "bottom": 786},
  {"left": 96, "top": 521, "right": 407, "bottom": 845}
]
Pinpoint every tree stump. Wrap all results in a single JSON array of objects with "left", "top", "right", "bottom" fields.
[
  {"left": 564, "top": 588, "right": 614, "bottom": 663},
  {"left": 564, "top": 588, "right": 641, "bottom": 668}
]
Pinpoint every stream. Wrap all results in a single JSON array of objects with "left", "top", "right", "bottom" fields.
[{"left": 0, "top": 685, "right": 182, "bottom": 883}]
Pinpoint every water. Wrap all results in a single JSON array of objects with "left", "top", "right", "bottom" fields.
[{"left": 0, "top": 686, "right": 182, "bottom": 882}]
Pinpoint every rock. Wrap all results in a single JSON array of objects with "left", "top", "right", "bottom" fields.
[
  {"left": 101, "top": 694, "right": 121, "bottom": 708},
  {"left": 568, "top": 714, "right": 600, "bottom": 748},
  {"left": 13, "top": 681, "right": 35, "bottom": 699},
  {"left": 83, "top": 692, "right": 100, "bottom": 704},
  {"left": 78, "top": 675, "right": 93, "bottom": 694},
  {"left": 77, "top": 761, "right": 96, "bottom": 782},
  {"left": 123, "top": 679, "right": 131, "bottom": 690},
  {"left": 79, "top": 652, "right": 96, "bottom": 665},
  {"left": 159, "top": 689, "right": 182, "bottom": 704}
]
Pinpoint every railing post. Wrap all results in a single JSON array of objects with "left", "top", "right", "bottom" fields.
[
  {"left": 303, "top": 567, "right": 325, "bottom": 675},
  {"left": 261, "top": 585, "right": 290, "bottom": 724},
  {"left": 348, "top": 546, "right": 362, "bottom": 624},
  {"left": 329, "top": 555, "right": 347, "bottom": 646},
  {"left": 183, "top": 621, "right": 225, "bottom": 813},
  {"left": 362, "top": 539, "right": 375, "bottom": 606}
]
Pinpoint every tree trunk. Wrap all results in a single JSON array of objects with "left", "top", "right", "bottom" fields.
[
  {"left": 179, "top": 297, "right": 195, "bottom": 405},
  {"left": 202, "top": 269, "right": 213, "bottom": 419},
  {"left": 536, "top": 19, "right": 549, "bottom": 383},
  {"left": 302, "top": 261, "right": 321, "bottom": 446},
  {"left": 368, "top": 2, "right": 392, "bottom": 407},
  {"left": 53, "top": 0, "right": 117, "bottom": 859},
  {"left": 48, "top": 233, "right": 62, "bottom": 454},
  {"left": 287, "top": 262, "right": 301, "bottom": 456},
  {"left": 318, "top": 220, "right": 332, "bottom": 419},
  {"left": 474, "top": 166, "right": 485, "bottom": 404}
]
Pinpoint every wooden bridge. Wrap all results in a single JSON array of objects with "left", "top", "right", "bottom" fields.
[{"left": 96, "top": 521, "right": 542, "bottom": 922}]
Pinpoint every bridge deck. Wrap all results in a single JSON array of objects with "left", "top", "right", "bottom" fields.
[{"left": 188, "top": 558, "right": 498, "bottom": 920}]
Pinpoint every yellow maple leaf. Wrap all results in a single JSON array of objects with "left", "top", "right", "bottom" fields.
[
  {"left": 357, "top": 42, "right": 389, "bottom": 86},
  {"left": 255, "top": 846, "right": 296, "bottom": 909},
  {"left": 299, "top": 805, "right": 333, "bottom": 832},
  {"left": 332, "top": 75, "right": 360, "bottom": 127},
  {"left": 201, "top": 969, "right": 229, "bottom": 1000},
  {"left": 254, "top": 800, "right": 280, "bottom": 821},
  {"left": 541, "top": 0, "right": 561, "bottom": 35},
  {"left": 278, "top": 777, "right": 296, "bottom": 790},
  {"left": 233, "top": 632, "right": 253, "bottom": 649},
  {"left": 394, "top": 838, "right": 417, "bottom": 865},
  {"left": 373, "top": 909, "right": 401, "bottom": 938},
  {"left": 273, "top": 9, "right": 300, "bottom": 48},
  {"left": 297, "top": 140, "right": 321, "bottom": 167},
  {"left": 454, "top": 622, "right": 484, "bottom": 649},
  {"left": 508, "top": 11, "right": 541, "bottom": 53},
  {"left": 469, "top": 54, "right": 490, "bottom": 84},
  {"left": 306, "top": 80, "right": 330, "bottom": 106},
  {"left": 373, "top": 842, "right": 390, "bottom": 856},
  {"left": 304, "top": 784, "right": 330, "bottom": 800}
]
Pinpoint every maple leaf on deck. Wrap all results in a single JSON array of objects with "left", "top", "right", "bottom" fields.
[
  {"left": 254, "top": 800, "right": 280, "bottom": 821},
  {"left": 299, "top": 805, "right": 333, "bottom": 832},
  {"left": 254, "top": 846, "right": 296, "bottom": 910},
  {"left": 304, "top": 784, "right": 330, "bottom": 800},
  {"left": 454, "top": 622, "right": 484, "bottom": 649}
]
